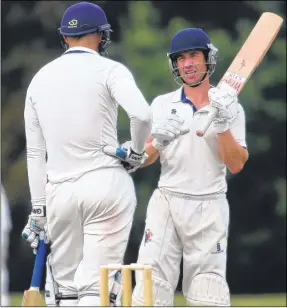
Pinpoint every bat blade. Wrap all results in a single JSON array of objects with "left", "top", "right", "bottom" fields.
[
  {"left": 22, "top": 231, "right": 47, "bottom": 307},
  {"left": 196, "top": 12, "right": 284, "bottom": 137},
  {"left": 22, "top": 289, "right": 45, "bottom": 307},
  {"left": 219, "top": 12, "right": 283, "bottom": 93}
]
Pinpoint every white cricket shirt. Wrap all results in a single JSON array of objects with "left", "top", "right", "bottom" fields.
[
  {"left": 24, "top": 47, "right": 152, "bottom": 205},
  {"left": 152, "top": 87, "right": 247, "bottom": 195}
]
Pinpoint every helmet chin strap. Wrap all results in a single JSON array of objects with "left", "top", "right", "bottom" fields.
[
  {"left": 188, "top": 72, "right": 207, "bottom": 88},
  {"left": 182, "top": 70, "right": 208, "bottom": 88}
]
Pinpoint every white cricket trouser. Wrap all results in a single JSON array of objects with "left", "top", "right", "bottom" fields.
[
  {"left": 46, "top": 167, "right": 136, "bottom": 299},
  {"left": 135, "top": 188, "right": 229, "bottom": 302}
]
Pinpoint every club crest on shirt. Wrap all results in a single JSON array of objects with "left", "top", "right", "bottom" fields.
[{"left": 144, "top": 229, "right": 153, "bottom": 245}]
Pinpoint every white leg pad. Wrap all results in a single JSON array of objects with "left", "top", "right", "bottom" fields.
[
  {"left": 45, "top": 256, "right": 60, "bottom": 306},
  {"left": 45, "top": 255, "right": 78, "bottom": 306},
  {"left": 110, "top": 270, "right": 122, "bottom": 306},
  {"left": 132, "top": 275, "right": 174, "bottom": 306},
  {"left": 186, "top": 273, "right": 230, "bottom": 306},
  {"left": 58, "top": 298, "right": 78, "bottom": 307},
  {"left": 78, "top": 270, "right": 120, "bottom": 306},
  {"left": 77, "top": 294, "right": 100, "bottom": 306}
]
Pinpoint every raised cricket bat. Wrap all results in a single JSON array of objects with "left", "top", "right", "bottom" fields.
[
  {"left": 22, "top": 231, "right": 47, "bottom": 306},
  {"left": 196, "top": 12, "right": 283, "bottom": 137}
]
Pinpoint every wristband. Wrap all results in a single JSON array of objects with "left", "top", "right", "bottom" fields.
[{"left": 31, "top": 205, "right": 46, "bottom": 217}]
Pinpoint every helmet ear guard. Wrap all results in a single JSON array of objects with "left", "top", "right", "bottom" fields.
[
  {"left": 98, "top": 25, "right": 112, "bottom": 56},
  {"left": 206, "top": 43, "right": 218, "bottom": 76},
  {"left": 58, "top": 29, "right": 68, "bottom": 50}
]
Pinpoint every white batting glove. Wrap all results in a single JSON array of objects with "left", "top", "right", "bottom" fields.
[
  {"left": 103, "top": 142, "right": 148, "bottom": 173},
  {"left": 119, "top": 141, "right": 146, "bottom": 166},
  {"left": 209, "top": 83, "right": 239, "bottom": 134},
  {"left": 105, "top": 141, "right": 147, "bottom": 173},
  {"left": 151, "top": 114, "right": 190, "bottom": 150},
  {"left": 22, "top": 205, "right": 50, "bottom": 254}
]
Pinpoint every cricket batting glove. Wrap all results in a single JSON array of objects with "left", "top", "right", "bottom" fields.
[
  {"left": 151, "top": 113, "right": 190, "bottom": 150},
  {"left": 208, "top": 83, "right": 239, "bottom": 134},
  {"left": 117, "top": 141, "right": 148, "bottom": 172},
  {"left": 22, "top": 205, "right": 50, "bottom": 254}
]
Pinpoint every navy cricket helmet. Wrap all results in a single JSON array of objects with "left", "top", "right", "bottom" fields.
[
  {"left": 58, "top": 2, "right": 112, "bottom": 56},
  {"left": 167, "top": 28, "right": 218, "bottom": 86}
]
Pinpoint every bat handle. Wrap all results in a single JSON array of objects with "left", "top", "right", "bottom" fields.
[
  {"left": 103, "top": 145, "right": 127, "bottom": 160},
  {"left": 196, "top": 107, "right": 219, "bottom": 137},
  {"left": 30, "top": 231, "right": 47, "bottom": 288}
]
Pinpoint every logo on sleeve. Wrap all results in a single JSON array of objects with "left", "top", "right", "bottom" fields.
[{"left": 211, "top": 242, "right": 224, "bottom": 254}]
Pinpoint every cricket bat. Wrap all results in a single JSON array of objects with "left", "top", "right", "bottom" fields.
[
  {"left": 196, "top": 12, "right": 283, "bottom": 137},
  {"left": 22, "top": 231, "right": 47, "bottom": 306}
]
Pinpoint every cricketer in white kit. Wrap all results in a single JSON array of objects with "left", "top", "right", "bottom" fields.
[
  {"left": 1, "top": 184, "right": 12, "bottom": 306},
  {"left": 132, "top": 28, "right": 249, "bottom": 306},
  {"left": 21, "top": 2, "right": 152, "bottom": 306}
]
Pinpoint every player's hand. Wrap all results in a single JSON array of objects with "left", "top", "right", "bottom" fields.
[
  {"left": 103, "top": 141, "right": 148, "bottom": 173},
  {"left": 118, "top": 141, "right": 148, "bottom": 173},
  {"left": 151, "top": 114, "right": 190, "bottom": 150},
  {"left": 102, "top": 143, "right": 148, "bottom": 173},
  {"left": 22, "top": 205, "right": 50, "bottom": 254},
  {"left": 208, "top": 83, "right": 239, "bottom": 133}
]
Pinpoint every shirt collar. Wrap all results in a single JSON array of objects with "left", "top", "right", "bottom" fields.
[
  {"left": 63, "top": 46, "right": 99, "bottom": 56},
  {"left": 181, "top": 87, "right": 192, "bottom": 104},
  {"left": 180, "top": 87, "right": 198, "bottom": 112},
  {"left": 170, "top": 87, "right": 211, "bottom": 112}
]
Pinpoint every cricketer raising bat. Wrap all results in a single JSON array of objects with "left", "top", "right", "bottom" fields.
[
  {"left": 22, "top": 231, "right": 47, "bottom": 307},
  {"left": 196, "top": 12, "right": 284, "bottom": 137}
]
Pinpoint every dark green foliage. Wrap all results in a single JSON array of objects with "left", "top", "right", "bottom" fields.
[{"left": 1, "top": 1, "right": 285, "bottom": 293}]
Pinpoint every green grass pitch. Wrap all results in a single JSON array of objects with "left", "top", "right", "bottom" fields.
[{"left": 11, "top": 292, "right": 286, "bottom": 306}]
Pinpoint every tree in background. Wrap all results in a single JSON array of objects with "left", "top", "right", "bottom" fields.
[{"left": 1, "top": 0, "right": 285, "bottom": 293}]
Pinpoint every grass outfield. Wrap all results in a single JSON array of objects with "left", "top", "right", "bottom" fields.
[
  {"left": 175, "top": 293, "right": 286, "bottom": 306},
  {"left": 12, "top": 292, "right": 286, "bottom": 306}
]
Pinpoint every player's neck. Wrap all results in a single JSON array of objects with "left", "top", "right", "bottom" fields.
[
  {"left": 68, "top": 42, "right": 99, "bottom": 53},
  {"left": 183, "top": 79, "right": 210, "bottom": 110}
]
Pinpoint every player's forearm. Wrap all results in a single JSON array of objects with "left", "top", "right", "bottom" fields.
[
  {"left": 26, "top": 147, "right": 47, "bottom": 205},
  {"left": 141, "top": 137, "right": 160, "bottom": 167},
  {"left": 25, "top": 96, "right": 47, "bottom": 205},
  {"left": 112, "top": 80, "right": 152, "bottom": 153},
  {"left": 129, "top": 109, "right": 152, "bottom": 153},
  {"left": 217, "top": 130, "right": 249, "bottom": 174}
]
